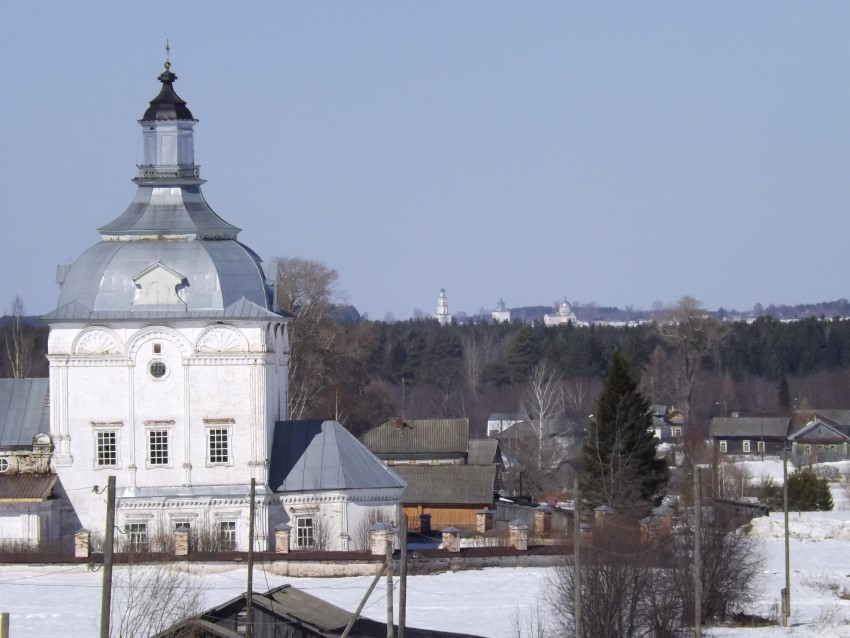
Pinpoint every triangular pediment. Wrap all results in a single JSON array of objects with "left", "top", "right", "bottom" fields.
[
  {"left": 789, "top": 418, "right": 850, "bottom": 442},
  {"left": 132, "top": 262, "right": 187, "bottom": 307}
]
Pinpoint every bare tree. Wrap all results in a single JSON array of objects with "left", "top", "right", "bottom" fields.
[
  {"left": 310, "top": 511, "right": 334, "bottom": 551},
  {"left": 110, "top": 562, "right": 205, "bottom": 638},
  {"left": 5, "top": 295, "right": 30, "bottom": 379},
  {"left": 550, "top": 522, "right": 656, "bottom": 638},
  {"left": 549, "top": 507, "right": 760, "bottom": 636},
  {"left": 354, "top": 508, "right": 393, "bottom": 551},
  {"left": 657, "top": 296, "right": 726, "bottom": 420},
  {"left": 501, "top": 362, "right": 568, "bottom": 498},
  {"left": 276, "top": 257, "right": 341, "bottom": 420}
]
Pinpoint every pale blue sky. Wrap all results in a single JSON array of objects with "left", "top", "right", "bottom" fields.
[{"left": 3, "top": 3, "right": 850, "bottom": 320}]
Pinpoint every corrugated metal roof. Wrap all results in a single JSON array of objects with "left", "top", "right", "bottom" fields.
[
  {"left": 155, "top": 584, "right": 487, "bottom": 638},
  {"left": 0, "top": 378, "right": 50, "bottom": 447},
  {"left": 710, "top": 417, "right": 790, "bottom": 438},
  {"left": 391, "top": 465, "right": 497, "bottom": 505},
  {"left": 0, "top": 474, "right": 57, "bottom": 500},
  {"left": 269, "top": 420, "right": 406, "bottom": 493},
  {"left": 467, "top": 439, "right": 499, "bottom": 466},
  {"left": 360, "top": 419, "right": 469, "bottom": 455},
  {"left": 267, "top": 584, "right": 352, "bottom": 631}
]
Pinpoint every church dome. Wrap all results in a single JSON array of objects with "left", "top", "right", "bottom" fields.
[
  {"left": 141, "top": 66, "right": 194, "bottom": 121},
  {"left": 49, "top": 62, "right": 275, "bottom": 319},
  {"left": 56, "top": 238, "right": 268, "bottom": 313}
]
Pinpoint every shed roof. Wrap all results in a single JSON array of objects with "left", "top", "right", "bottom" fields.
[
  {"left": 154, "top": 584, "right": 486, "bottom": 638},
  {"left": 269, "top": 420, "right": 405, "bottom": 493},
  {"left": 360, "top": 419, "right": 469, "bottom": 455},
  {"left": 709, "top": 417, "right": 790, "bottom": 439},
  {"left": 0, "top": 378, "right": 50, "bottom": 447},
  {"left": 391, "top": 465, "right": 497, "bottom": 505},
  {"left": 0, "top": 474, "right": 57, "bottom": 501},
  {"left": 467, "top": 439, "right": 500, "bottom": 466}
]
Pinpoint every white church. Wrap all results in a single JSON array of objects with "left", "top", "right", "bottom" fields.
[{"left": 0, "top": 60, "right": 404, "bottom": 552}]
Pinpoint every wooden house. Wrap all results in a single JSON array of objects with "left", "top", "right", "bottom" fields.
[
  {"left": 788, "top": 417, "right": 850, "bottom": 463},
  {"left": 359, "top": 419, "right": 502, "bottom": 532},
  {"left": 709, "top": 416, "right": 791, "bottom": 456}
]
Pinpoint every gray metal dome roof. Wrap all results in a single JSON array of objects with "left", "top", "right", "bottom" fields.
[
  {"left": 55, "top": 238, "right": 269, "bottom": 313},
  {"left": 98, "top": 185, "right": 240, "bottom": 239}
]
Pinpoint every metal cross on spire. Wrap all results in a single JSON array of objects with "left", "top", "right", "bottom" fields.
[{"left": 165, "top": 39, "right": 171, "bottom": 71}]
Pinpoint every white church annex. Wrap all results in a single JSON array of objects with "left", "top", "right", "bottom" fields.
[{"left": 41, "top": 60, "right": 404, "bottom": 552}]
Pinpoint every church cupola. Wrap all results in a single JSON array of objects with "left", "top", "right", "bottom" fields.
[
  {"left": 136, "top": 56, "right": 201, "bottom": 185},
  {"left": 49, "top": 57, "right": 278, "bottom": 314}
]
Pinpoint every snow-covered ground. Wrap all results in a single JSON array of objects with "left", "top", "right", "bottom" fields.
[
  {"left": 3, "top": 464, "right": 850, "bottom": 638},
  {"left": 3, "top": 512, "right": 850, "bottom": 637}
]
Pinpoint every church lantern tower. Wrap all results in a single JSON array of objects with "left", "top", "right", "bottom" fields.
[{"left": 45, "top": 58, "right": 290, "bottom": 551}]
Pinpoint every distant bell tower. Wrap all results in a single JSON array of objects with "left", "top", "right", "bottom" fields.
[{"left": 435, "top": 288, "right": 452, "bottom": 325}]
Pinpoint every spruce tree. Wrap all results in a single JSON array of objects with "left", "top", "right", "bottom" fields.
[
  {"left": 777, "top": 375, "right": 791, "bottom": 412},
  {"left": 580, "top": 351, "right": 669, "bottom": 514}
]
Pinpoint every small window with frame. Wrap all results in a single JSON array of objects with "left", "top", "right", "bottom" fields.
[
  {"left": 127, "top": 523, "right": 148, "bottom": 552},
  {"left": 219, "top": 520, "right": 237, "bottom": 551},
  {"left": 149, "top": 360, "right": 167, "bottom": 379},
  {"left": 204, "top": 419, "right": 234, "bottom": 466},
  {"left": 148, "top": 429, "right": 170, "bottom": 466},
  {"left": 207, "top": 428, "right": 230, "bottom": 465},
  {"left": 296, "top": 517, "right": 314, "bottom": 549},
  {"left": 92, "top": 422, "right": 123, "bottom": 469},
  {"left": 719, "top": 440, "right": 727, "bottom": 453}
]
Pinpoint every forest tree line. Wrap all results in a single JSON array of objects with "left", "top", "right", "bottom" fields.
[{"left": 7, "top": 262, "right": 850, "bottom": 437}]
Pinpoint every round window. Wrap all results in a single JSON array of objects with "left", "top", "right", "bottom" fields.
[
  {"left": 0, "top": 458, "right": 9, "bottom": 473},
  {"left": 149, "top": 361, "right": 167, "bottom": 379}
]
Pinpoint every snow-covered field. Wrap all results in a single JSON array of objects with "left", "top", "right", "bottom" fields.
[
  {"left": 3, "top": 512, "right": 850, "bottom": 637},
  {"left": 3, "top": 462, "right": 850, "bottom": 638}
]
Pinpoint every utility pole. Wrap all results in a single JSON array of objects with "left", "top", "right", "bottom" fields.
[
  {"left": 386, "top": 537, "right": 394, "bottom": 638},
  {"left": 573, "top": 477, "right": 581, "bottom": 637},
  {"left": 783, "top": 443, "right": 791, "bottom": 626},
  {"left": 694, "top": 466, "right": 702, "bottom": 638},
  {"left": 246, "top": 478, "right": 256, "bottom": 638},
  {"left": 399, "top": 517, "right": 407, "bottom": 638},
  {"left": 340, "top": 564, "right": 387, "bottom": 638},
  {"left": 100, "top": 475, "right": 116, "bottom": 638}
]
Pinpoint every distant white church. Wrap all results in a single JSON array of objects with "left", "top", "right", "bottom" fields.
[
  {"left": 435, "top": 288, "right": 452, "bottom": 325},
  {"left": 543, "top": 299, "right": 585, "bottom": 327},
  {"left": 0, "top": 60, "right": 404, "bottom": 552}
]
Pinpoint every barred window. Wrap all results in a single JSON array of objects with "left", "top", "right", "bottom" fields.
[
  {"left": 96, "top": 431, "right": 117, "bottom": 467},
  {"left": 127, "top": 523, "right": 148, "bottom": 552},
  {"left": 208, "top": 429, "right": 229, "bottom": 464},
  {"left": 219, "top": 521, "right": 237, "bottom": 551},
  {"left": 148, "top": 430, "right": 169, "bottom": 466},
  {"left": 296, "top": 517, "right": 314, "bottom": 549},
  {"left": 149, "top": 360, "right": 167, "bottom": 378}
]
